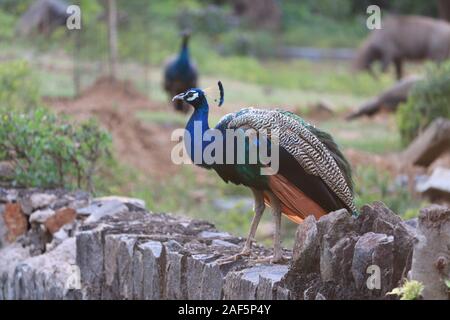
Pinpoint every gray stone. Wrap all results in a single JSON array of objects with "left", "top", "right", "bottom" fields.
[
  {"left": 117, "top": 236, "right": 137, "bottom": 299},
  {"left": 317, "top": 209, "right": 356, "bottom": 247},
  {"left": 416, "top": 167, "right": 450, "bottom": 202},
  {"left": 94, "top": 196, "right": 146, "bottom": 210},
  {"left": 185, "top": 254, "right": 207, "bottom": 300},
  {"left": 30, "top": 193, "right": 57, "bottom": 211},
  {"left": 351, "top": 232, "right": 394, "bottom": 296},
  {"left": 132, "top": 249, "right": 144, "bottom": 299},
  {"left": 211, "top": 239, "right": 239, "bottom": 248},
  {"left": 165, "top": 249, "right": 185, "bottom": 300},
  {"left": 198, "top": 231, "right": 231, "bottom": 239},
  {"left": 292, "top": 215, "right": 320, "bottom": 274},
  {"left": 256, "top": 266, "right": 289, "bottom": 300},
  {"left": 223, "top": 265, "right": 288, "bottom": 300},
  {"left": 29, "top": 208, "right": 55, "bottom": 224},
  {"left": 275, "top": 285, "right": 291, "bottom": 300},
  {"left": 140, "top": 240, "right": 164, "bottom": 300},
  {"left": 0, "top": 238, "right": 79, "bottom": 300},
  {"left": 200, "top": 262, "right": 224, "bottom": 300},
  {"left": 76, "top": 225, "right": 107, "bottom": 299},
  {"left": 320, "top": 235, "right": 358, "bottom": 284},
  {"left": 102, "top": 234, "right": 122, "bottom": 299},
  {"left": 78, "top": 200, "right": 129, "bottom": 223},
  {"left": 411, "top": 205, "right": 450, "bottom": 300},
  {"left": 357, "top": 202, "right": 416, "bottom": 286}
]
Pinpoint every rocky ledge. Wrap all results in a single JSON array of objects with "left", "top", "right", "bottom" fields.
[{"left": 0, "top": 188, "right": 449, "bottom": 300}]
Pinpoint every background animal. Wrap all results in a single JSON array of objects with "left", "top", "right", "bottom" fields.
[
  {"left": 163, "top": 32, "right": 198, "bottom": 112},
  {"left": 346, "top": 75, "right": 423, "bottom": 120},
  {"left": 354, "top": 15, "right": 450, "bottom": 79},
  {"left": 173, "top": 83, "right": 355, "bottom": 263}
]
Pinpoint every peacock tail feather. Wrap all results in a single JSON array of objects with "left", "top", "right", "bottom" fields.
[{"left": 219, "top": 108, "right": 356, "bottom": 214}]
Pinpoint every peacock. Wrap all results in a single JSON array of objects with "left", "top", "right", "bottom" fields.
[
  {"left": 164, "top": 32, "right": 198, "bottom": 113},
  {"left": 173, "top": 82, "right": 356, "bottom": 263}
]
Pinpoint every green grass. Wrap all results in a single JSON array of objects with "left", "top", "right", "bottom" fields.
[
  {"left": 353, "top": 165, "right": 425, "bottom": 218},
  {"left": 320, "top": 118, "right": 402, "bottom": 154}
]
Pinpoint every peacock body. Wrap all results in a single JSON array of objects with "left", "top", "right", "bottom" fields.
[{"left": 173, "top": 83, "right": 355, "bottom": 262}]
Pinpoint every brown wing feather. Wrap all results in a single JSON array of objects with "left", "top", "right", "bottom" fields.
[{"left": 265, "top": 174, "right": 327, "bottom": 224}]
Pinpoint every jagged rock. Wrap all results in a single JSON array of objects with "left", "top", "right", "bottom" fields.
[
  {"left": 2, "top": 189, "right": 446, "bottom": 301},
  {"left": 139, "top": 240, "right": 164, "bottom": 300},
  {"left": 317, "top": 209, "right": 357, "bottom": 283},
  {"left": 76, "top": 224, "right": 108, "bottom": 299},
  {"left": 29, "top": 208, "right": 55, "bottom": 224},
  {"left": 411, "top": 205, "right": 450, "bottom": 300},
  {"left": 29, "top": 193, "right": 58, "bottom": 211},
  {"left": 165, "top": 248, "right": 185, "bottom": 300},
  {"left": 321, "top": 235, "right": 358, "bottom": 284},
  {"left": 317, "top": 209, "right": 356, "bottom": 247},
  {"left": 351, "top": 232, "right": 394, "bottom": 296},
  {"left": 198, "top": 261, "right": 224, "bottom": 300},
  {"left": 0, "top": 243, "right": 30, "bottom": 299},
  {"left": 416, "top": 167, "right": 450, "bottom": 203},
  {"left": 283, "top": 201, "right": 417, "bottom": 300},
  {"left": 291, "top": 215, "right": 319, "bottom": 274},
  {"left": 78, "top": 200, "right": 129, "bottom": 223},
  {"left": 223, "top": 265, "right": 288, "bottom": 300},
  {"left": 94, "top": 196, "right": 145, "bottom": 210},
  {"left": 0, "top": 238, "right": 80, "bottom": 300},
  {"left": 402, "top": 117, "right": 450, "bottom": 167},
  {"left": 357, "top": 202, "right": 415, "bottom": 287}
]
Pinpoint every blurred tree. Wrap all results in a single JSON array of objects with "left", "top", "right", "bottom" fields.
[
  {"left": 437, "top": 0, "right": 450, "bottom": 21},
  {"left": 106, "top": 0, "right": 118, "bottom": 79}
]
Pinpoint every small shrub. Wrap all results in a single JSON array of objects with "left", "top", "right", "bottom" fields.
[
  {"left": 0, "top": 107, "right": 112, "bottom": 191},
  {"left": 397, "top": 62, "right": 450, "bottom": 145},
  {"left": 0, "top": 10, "right": 15, "bottom": 40},
  {"left": 387, "top": 280, "right": 424, "bottom": 300},
  {"left": 0, "top": 60, "right": 41, "bottom": 111}
]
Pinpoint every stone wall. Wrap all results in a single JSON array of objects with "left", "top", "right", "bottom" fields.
[{"left": 0, "top": 188, "right": 449, "bottom": 300}]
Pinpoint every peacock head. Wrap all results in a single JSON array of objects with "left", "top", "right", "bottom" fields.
[{"left": 172, "top": 81, "right": 224, "bottom": 109}]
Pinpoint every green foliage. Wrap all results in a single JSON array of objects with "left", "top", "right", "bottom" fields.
[
  {"left": 0, "top": 60, "right": 41, "bottom": 111},
  {"left": 0, "top": 0, "right": 33, "bottom": 15},
  {"left": 354, "top": 166, "right": 423, "bottom": 217},
  {"left": 387, "top": 280, "right": 424, "bottom": 300},
  {"left": 0, "top": 10, "right": 15, "bottom": 40},
  {"left": 397, "top": 62, "right": 450, "bottom": 145},
  {"left": 0, "top": 107, "right": 112, "bottom": 191}
]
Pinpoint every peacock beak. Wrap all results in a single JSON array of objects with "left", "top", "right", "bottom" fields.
[{"left": 172, "top": 93, "right": 185, "bottom": 101}]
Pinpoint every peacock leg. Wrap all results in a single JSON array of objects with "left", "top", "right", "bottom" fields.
[
  {"left": 240, "top": 188, "right": 266, "bottom": 255},
  {"left": 216, "top": 188, "right": 265, "bottom": 264},
  {"left": 267, "top": 192, "right": 284, "bottom": 263}
]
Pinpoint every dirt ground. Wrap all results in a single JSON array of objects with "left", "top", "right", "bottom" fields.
[{"left": 45, "top": 77, "right": 185, "bottom": 179}]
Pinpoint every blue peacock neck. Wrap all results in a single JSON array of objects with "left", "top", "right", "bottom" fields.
[
  {"left": 185, "top": 99, "right": 212, "bottom": 166},
  {"left": 176, "top": 39, "right": 190, "bottom": 72}
]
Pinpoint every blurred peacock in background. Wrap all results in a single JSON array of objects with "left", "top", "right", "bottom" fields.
[
  {"left": 163, "top": 32, "right": 198, "bottom": 113},
  {"left": 173, "top": 82, "right": 356, "bottom": 263}
]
